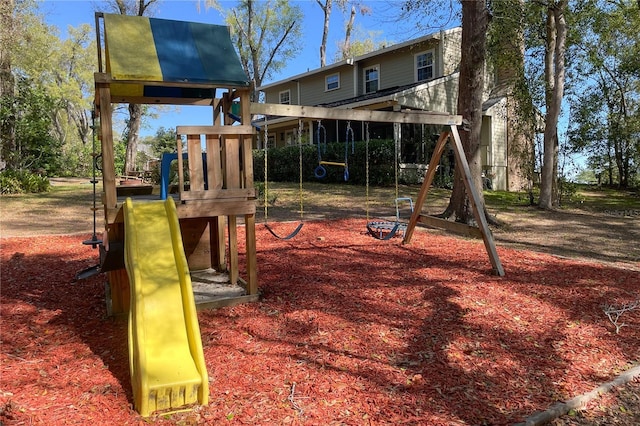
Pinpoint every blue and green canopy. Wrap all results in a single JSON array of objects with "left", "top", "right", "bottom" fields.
[{"left": 102, "top": 13, "right": 249, "bottom": 100}]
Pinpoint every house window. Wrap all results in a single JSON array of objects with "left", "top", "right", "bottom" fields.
[
  {"left": 326, "top": 73, "right": 340, "bottom": 91},
  {"left": 279, "top": 90, "right": 290, "bottom": 105},
  {"left": 415, "top": 50, "right": 434, "bottom": 82},
  {"left": 364, "top": 65, "right": 379, "bottom": 93}
]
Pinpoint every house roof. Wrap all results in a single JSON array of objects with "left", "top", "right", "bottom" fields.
[
  {"left": 101, "top": 13, "right": 249, "bottom": 101},
  {"left": 257, "top": 27, "right": 461, "bottom": 91},
  {"left": 318, "top": 81, "right": 427, "bottom": 108}
]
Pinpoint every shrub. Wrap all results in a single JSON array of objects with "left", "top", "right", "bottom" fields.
[
  {"left": 253, "top": 139, "right": 397, "bottom": 186},
  {"left": 0, "top": 170, "right": 50, "bottom": 194}
]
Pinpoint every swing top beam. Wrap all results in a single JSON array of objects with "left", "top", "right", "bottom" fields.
[{"left": 250, "top": 103, "right": 462, "bottom": 126}]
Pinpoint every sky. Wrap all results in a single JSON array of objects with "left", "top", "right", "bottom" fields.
[{"left": 40, "top": 0, "right": 441, "bottom": 136}]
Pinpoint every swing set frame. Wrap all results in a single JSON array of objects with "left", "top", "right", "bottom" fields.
[{"left": 251, "top": 102, "right": 505, "bottom": 277}]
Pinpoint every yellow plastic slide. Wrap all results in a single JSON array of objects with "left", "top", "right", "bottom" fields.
[{"left": 123, "top": 197, "right": 209, "bottom": 417}]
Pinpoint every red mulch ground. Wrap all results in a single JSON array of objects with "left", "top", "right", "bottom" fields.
[{"left": 1, "top": 218, "right": 639, "bottom": 425}]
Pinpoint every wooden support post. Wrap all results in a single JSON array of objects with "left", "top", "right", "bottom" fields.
[
  {"left": 403, "top": 131, "right": 449, "bottom": 243},
  {"left": 223, "top": 93, "right": 238, "bottom": 282},
  {"left": 187, "top": 134, "right": 204, "bottom": 191},
  {"left": 205, "top": 133, "right": 225, "bottom": 271},
  {"left": 96, "top": 81, "right": 117, "bottom": 211},
  {"left": 240, "top": 89, "right": 257, "bottom": 295},
  {"left": 228, "top": 215, "right": 239, "bottom": 285},
  {"left": 403, "top": 128, "right": 504, "bottom": 276},
  {"left": 448, "top": 126, "right": 504, "bottom": 276}
]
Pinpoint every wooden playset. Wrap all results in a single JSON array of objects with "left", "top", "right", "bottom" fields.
[
  {"left": 92, "top": 13, "right": 258, "bottom": 317},
  {"left": 87, "top": 11, "right": 503, "bottom": 418}
]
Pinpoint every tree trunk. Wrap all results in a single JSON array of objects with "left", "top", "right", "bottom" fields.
[
  {"left": 343, "top": 6, "right": 356, "bottom": 58},
  {"left": 318, "top": 0, "right": 332, "bottom": 67},
  {"left": 124, "top": 103, "right": 141, "bottom": 174},
  {"left": 539, "top": 1, "right": 567, "bottom": 209},
  {"left": 441, "top": 0, "right": 489, "bottom": 223}
]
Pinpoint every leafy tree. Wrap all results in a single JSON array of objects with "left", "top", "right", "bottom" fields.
[
  {"left": 0, "top": 0, "right": 16, "bottom": 169},
  {"left": 149, "top": 126, "right": 177, "bottom": 157},
  {"left": 568, "top": 0, "right": 639, "bottom": 188},
  {"left": 332, "top": 2, "right": 373, "bottom": 62},
  {"left": 50, "top": 24, "right": 95, "bottom": 147},
  {"left": 0, "top": 0, "right": 50, "bottom": 171},
  {"left": 3, "top": 76, "right": 61, "bottom": 173},
  {"left": 488, "top": 0, "right": 537, "bottom": 198},
  {"left": 537, "top": 0, "right": 569, "bottom": 209},
  {"left": 398, "top": 1, "right": 498, "bottom": 223},
  {"left": 45, "top": 24, "right": 96, "bottom": 176},
  {"left": 0, "top": 0, "right": 89, "bottom": 176},
  {"left": 2, "top": 0, "right": 103, "bottom": 178},
  {"left": 215, "top": 0, "right": 303, "bottom": 102}
]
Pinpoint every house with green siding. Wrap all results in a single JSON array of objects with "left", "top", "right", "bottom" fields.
[{"left": 256, "top": 27, "right": 525, "bottom": 191}]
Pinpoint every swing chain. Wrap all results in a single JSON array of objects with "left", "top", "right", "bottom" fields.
[
  {"left": 365, "top": 122, "right": 370, "bottom": 222},
  {"left": 316, "top": 120, "right": 327, "bottom": 155},
  {"left": 345, "top": 121, "right": 355, "bottom": 155},
  {"left": 314, "top": 120, "right": 328, "bottom": 179},
  {"left": 263, "top": 122, "right": 269, "bottom": 222},
  {"left": 297, "top": 119, "right": 304, "bottom": 218},
  {"left": 344, "top": 121, "right": 355, "bottom": 181}
]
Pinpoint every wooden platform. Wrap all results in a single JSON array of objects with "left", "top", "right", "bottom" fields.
[
  {"left": 116, "top": 184, "right": 154, "bottom": 197},
  {"left": 191, "top": 268, "right": 259, "bottom": 310}
]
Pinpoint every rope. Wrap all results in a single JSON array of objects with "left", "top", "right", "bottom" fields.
[
  {"left": 314, "top": 120, "right": 327, "bottom": 179},
  {"left": 298, "top": 118, "right": 304, "bottom": 218},
  {"left": 263, "top": 122, "right": 269, "bottom": 222},
  {"left": 365, "top": 122, "right": 370, "bottom": 222},
  {"left": 344, "top": 121, "right": 355, "bottom": 181},
  {"left": 82, "top": 111, "right": 102, "bottom": 249},
  {"left": 262, "top": 119, "right": 304, "bottom": 240},
  {"left": 394, "top": 122, "right": 399, "bottom": 201},
  {"left": 365, "top": 122, "right": 406, "bottom": 241}
]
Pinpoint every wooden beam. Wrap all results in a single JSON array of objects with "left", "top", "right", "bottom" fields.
[
  {"left": 94, "top": 72, "right": 249, "bottom": 90},
  {"left": 403, "top": 128, "right": 505, "bottom": 276},
  {"left": 109, "top": 96, "right": 217, "bottom": 106},
  {"left": 416, "top": 215, "right": 483, "bottom": 239},
  {"left": 177, "top": 200, "right": 256, "bottom": 218},
  {"left": 96, "top": 84, "right": 117, "bottom": 211},
  {"left": 244, "top": 214, "right": 258, "bottom": 295},
  {"left": 179, "top": 188, "right": 256, "bottom": 200},
  {"left": 250, "top": 102, "right": 462, "bottom": 126},
  {"left": 403, "top": 131, "right": 449, "bottom": 243},
  {"left": 449, "top": 125, "right": 504, "bottom": 276},
  {"left": 195, "top": 294, "right": 259, "bottom": 311},
  {"left": 176, "top": 125, "right": 255, "bottom": 135}
]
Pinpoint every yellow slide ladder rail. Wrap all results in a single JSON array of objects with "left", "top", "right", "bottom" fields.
[{"left": 124, "top": 197, "right": 209, "bottom": 417}]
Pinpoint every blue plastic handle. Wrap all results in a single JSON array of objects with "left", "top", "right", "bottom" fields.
[{"left": 314, "top": 165, "right": 327, "bottom": 179}]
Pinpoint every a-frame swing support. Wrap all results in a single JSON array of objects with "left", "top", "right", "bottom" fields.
[
  {"left": 402, "top": 127, "right": 505, "bottom": 277},
  {"left": 251, "top": 103, "right": 504, "bottom": 276}
]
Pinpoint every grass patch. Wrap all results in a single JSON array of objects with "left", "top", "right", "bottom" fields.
[{"left": 570, "top": 185, "right": 640, "bottom": 212}]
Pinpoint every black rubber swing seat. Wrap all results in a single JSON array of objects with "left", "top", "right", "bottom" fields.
[
  {"left": 264, "top": 222, "right": 304, "bottom": 240},
  {"left": 366, "top": 221, "right": 406, "bottom": 240},
  {"left": 366, "top": 197, "right": 414, "bottom": 241}
]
